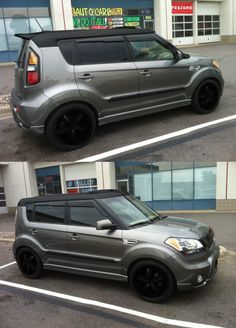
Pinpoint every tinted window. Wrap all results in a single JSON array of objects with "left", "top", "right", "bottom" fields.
[
  {"left": 130, "top": 39, "right": 174, "bottom": 61},
  {"left": 59, "top": 40, "right": 74, "bottom": 65},
  {"left": 76, "top": 41, "right": 128, "bottom": 65},
  {"left": 26, "top": 204, "right": 34, "bottom": 221},
  {"left": 70, "top": 206, "right": 103, "bottom": 227},
  {"left": 33, "top": 205, "right": 65, "bottom": 224}
]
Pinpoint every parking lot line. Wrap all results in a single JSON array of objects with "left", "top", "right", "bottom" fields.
[
  {"left": 78, "top": 114, "right": 236, "bottom": 162},
  {"left": 0, "top": 279, "right": 225, "bottom": 328},
  {"left": 0, "top": 261, "right": 16, "bottom": 270}
]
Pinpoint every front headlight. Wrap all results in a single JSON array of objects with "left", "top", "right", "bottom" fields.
[
  {"left": 212, "top": 59, "right": 221, "bottom": 70},
  {"left": 165, "top": 238, "right": 204, "bottom": 255}
]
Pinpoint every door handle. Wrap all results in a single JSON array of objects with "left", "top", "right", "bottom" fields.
[
  {"left": 30, "top": 228, "right": 37, "bottom": 235},
  {"left": 140, "top": 70, "right": 151, "bottom": 77},
  {"left": 71, "top": 233, "right": 80, "bottom": 241},
  {"left": 77, "top": 74, "right": 94, "bottom": 80}
]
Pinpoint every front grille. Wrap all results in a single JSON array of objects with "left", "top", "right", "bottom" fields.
[{"left": 201, "top": 227, "right": 215, "bottom": 248}]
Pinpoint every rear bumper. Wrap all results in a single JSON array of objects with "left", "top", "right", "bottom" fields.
[
  {"left": 176, "top": 245, "right": 219, "bottom": 291},
  {"left": 10, "top": 89, "right": 45, "bottom": 135}
]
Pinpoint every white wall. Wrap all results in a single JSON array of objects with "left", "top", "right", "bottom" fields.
[
  {"left": 216, "top": 162, "right": 236, "bottom": 200},
  {"left": 50, "top": 0, "right": 73, "bottom": 30},
  {"left": 1, "top": 162, "right": 37, "bottom": 208},
  {"left": 96, "top": 162, "right": 116, "bottom": 190},
  {"left": 64, "top": 163, "right": 96, "bottom": 181}
]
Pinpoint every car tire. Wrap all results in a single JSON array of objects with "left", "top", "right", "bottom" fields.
[
  {"left": 45, "top": 103, "right": 97, "bottom": 151},
  {"left": 16, "top": 247, "right": 43, "bottom": 279},
  {"left": 191, "top": 79, "right": 221, "bottom": 114},
  {"left": 129, "top": 260, "right": 176, "bottom": 303}
]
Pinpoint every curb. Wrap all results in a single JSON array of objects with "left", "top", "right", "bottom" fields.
[
  {"left": 0, "top": 95, "right": 11, "bottom": 115},
  {"left": 0, "top": 232, "right": 15, "bottom": 243}
]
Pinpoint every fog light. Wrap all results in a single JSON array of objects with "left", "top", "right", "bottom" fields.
[{"left": 197, "top": 275, "right": 203, "bottom": 283}]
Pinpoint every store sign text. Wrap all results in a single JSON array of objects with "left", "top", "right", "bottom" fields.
[
  {"left": 172, "top": 2, "right": 193, "bottom": 14},
  {"left": 72, "top": 7, "right": 123, "bottom": 17}
]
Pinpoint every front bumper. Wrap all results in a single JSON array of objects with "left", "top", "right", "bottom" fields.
[{"left": 175, "top": 245, "right": 220, "bottom": 291}]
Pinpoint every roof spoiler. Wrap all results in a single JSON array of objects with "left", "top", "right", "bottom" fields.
[{"left": 15, "top": 31, "right": 50, "bottom": 40}]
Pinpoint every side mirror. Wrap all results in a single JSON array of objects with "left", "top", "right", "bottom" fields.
[
  {"left": 175, "top": 50, "right": 190, "bottom": 61},
  {"left": 175, "top": 50, "right": 184, "bottom": 61},
  {"left": 96, "top": 219, "right": 117, "bottom": 230}
]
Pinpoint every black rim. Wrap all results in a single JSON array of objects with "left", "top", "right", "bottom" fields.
[
  {"left": 198, "top": 83, "right": 219, "bottom": 110},
  {"left": 19, "top": 251, "right": 37, "bottom": 276},
  {"left": 133, "top": 265, "right": 168, "bottom": 299},
  {"left": 55, "top": 110, "right": 93, "bottom": 146}
]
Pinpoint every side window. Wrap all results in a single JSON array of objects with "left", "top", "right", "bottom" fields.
[
  {"left": 26, "top": 204, "right": 34, "bottom": 221},
  {"left": 33, "top": 205, "right": 65, "bottom": 224},
  {"left": 76, "top": 41, "right": 129, "bottom": 65},
  {"left": 69, "top": 206, "right": 104, "bottom": 227},
  {"left": 129, "top": 39, "right": 174, "bottom": 61},
  {"left": 59, "top": 40, "right": 74, "bottom": 65}
]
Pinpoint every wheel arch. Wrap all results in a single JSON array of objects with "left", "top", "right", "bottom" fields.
[
  {"left": 44, "top": 100, "right": 99, "bottom": 132},
  {"left": 127, "top": 257, "right": 176, "bottom": 283}
]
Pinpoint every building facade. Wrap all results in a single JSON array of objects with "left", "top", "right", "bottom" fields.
[
  {"left": 1, "top": 161, "right": 236, "bottom": 214},
  {"left": 0, "top": 0, "right": 236, "bottom": 62}
]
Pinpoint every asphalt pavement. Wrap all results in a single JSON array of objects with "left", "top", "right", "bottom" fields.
[{"left": 0, "top": 43, "right": 236, "bottom": 161}]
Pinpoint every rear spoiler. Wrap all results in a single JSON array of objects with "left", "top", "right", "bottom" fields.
[{"left": 15, "top": 32, "right": 50, "bottom": 40}]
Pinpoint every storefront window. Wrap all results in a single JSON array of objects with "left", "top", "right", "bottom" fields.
[
  {"left": 0, "top": 2, "right": 52, "bottom": 62},
  {"left": 133, "top": 163, "right": 152, "bottom": 203},
  {"left": 35, "top": 166, "right": 61, "bottom": 196},
  {"left": 72, "top": 0, "right": 154, "bottom": 30},
  {"left": 0, "top": 19, "right": 8, "bottom": 51},
  {"left": 153, "top": 162, "right": 171, "bottom": 201},
  {"left": 29, "top": 17, "right": 52, "bottom": 33},
  {"left": 194, "top": 163, "right": 216, "bottom": 199},
  {"left": 116, "top": 162, "right": 217, "bottom": 210},
  {"left": 5, "top": 18, "right": 30, "bottom": 50}
]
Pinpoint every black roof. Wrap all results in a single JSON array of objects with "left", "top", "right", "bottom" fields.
[
  {"left": 18, "top": 189, "right": 125, "bottom": 206},
  {"left": 15, "top": 28, "right": 154, "bottom": 47}
]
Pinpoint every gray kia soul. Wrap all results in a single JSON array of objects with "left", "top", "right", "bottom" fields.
[
  {"left": 11, "top": 28, "right": 224, "bottom": 151},
  {"left": 13, "top": 190, "right": 219, "bottom": 302}
]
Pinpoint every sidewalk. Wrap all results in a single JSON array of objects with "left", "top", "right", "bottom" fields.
[
  {"left": 0, "top": 214, "right": 15, "bottom": 242},
  {"left": 0, "top": 63, "right": 14, "bottom": 116}
]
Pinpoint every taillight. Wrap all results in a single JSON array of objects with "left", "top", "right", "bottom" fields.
[{"left": 26, "top": 49, "right": 40, "bottom": 86}]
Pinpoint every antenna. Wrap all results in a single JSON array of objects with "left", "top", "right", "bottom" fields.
[{"left": 35, "top": 18, "right": 43, "bottom": 32}]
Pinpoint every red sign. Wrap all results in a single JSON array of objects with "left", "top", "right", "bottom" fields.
[
  {"left": 172, "top": 1, "right": 193, "bottom": 14},
  {"left": 67, "top": 188, "right": 79, "bottom": 194}
]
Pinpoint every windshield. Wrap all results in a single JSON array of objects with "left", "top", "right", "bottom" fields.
[{"left": 99, "top": 195, "right": 159, "bottom": 227}]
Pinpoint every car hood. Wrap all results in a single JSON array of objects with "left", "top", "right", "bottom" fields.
[
  {"left": 187, "top": 53, "right": 212, "bottom": 65},
  {"left": 129, "top": 216, "right": 210, "bottom": 241}
]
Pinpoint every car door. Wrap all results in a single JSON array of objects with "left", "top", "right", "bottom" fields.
[
  {"left": 26, "top": 202, "right": 68, "bottom": 265},
  {"left": 127, "top": 34, "right": 193, "bottom": 111},
  {"left": 74, "top": 36, "right": 139, "bottom": 118},
  {"left": 66, "top": 200, "right": 123, "bottom": 275}
]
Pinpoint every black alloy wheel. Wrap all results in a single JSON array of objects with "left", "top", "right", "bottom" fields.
[
  {"left": 45, "top": 103, "right": 96, "bottom": 151},
  {"left": 16, "top": 247, "right": 43, "bottom": 279},
  {"left": 198, "top": 83, "right": 219, "bottom": 110},
  {"left": 129, "top": 260, "right": 176, "bottom": 303},
  {"left": 192, "top": 79, "right": 221, "bottom": 114}
]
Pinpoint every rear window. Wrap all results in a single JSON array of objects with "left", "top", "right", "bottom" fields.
[
  {"left": 59, "top": 40, "right": 74, "bottom": 65},
  {"left": 17, "top": 39, "right": 29, "bottom": 68},
  {"left": 76, "top": 41, "right": 129, "bottom": 65},
  {"left": 27, "top": 204, "right": 65, "bottom": 224}
]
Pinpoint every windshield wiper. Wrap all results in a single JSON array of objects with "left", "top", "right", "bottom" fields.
[{"left": 129, "top": 221, "right": 151, "bottom": 228}]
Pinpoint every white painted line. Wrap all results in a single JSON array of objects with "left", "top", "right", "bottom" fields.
[
  {"left": 0, "top": 279, "right": 225, "bottom": 328},
  {"left": 0, "top": 261, "right": 16, "bottom": 270},
  {"left": 78, "top": 114, "right": 236, "bottom": 162}
]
